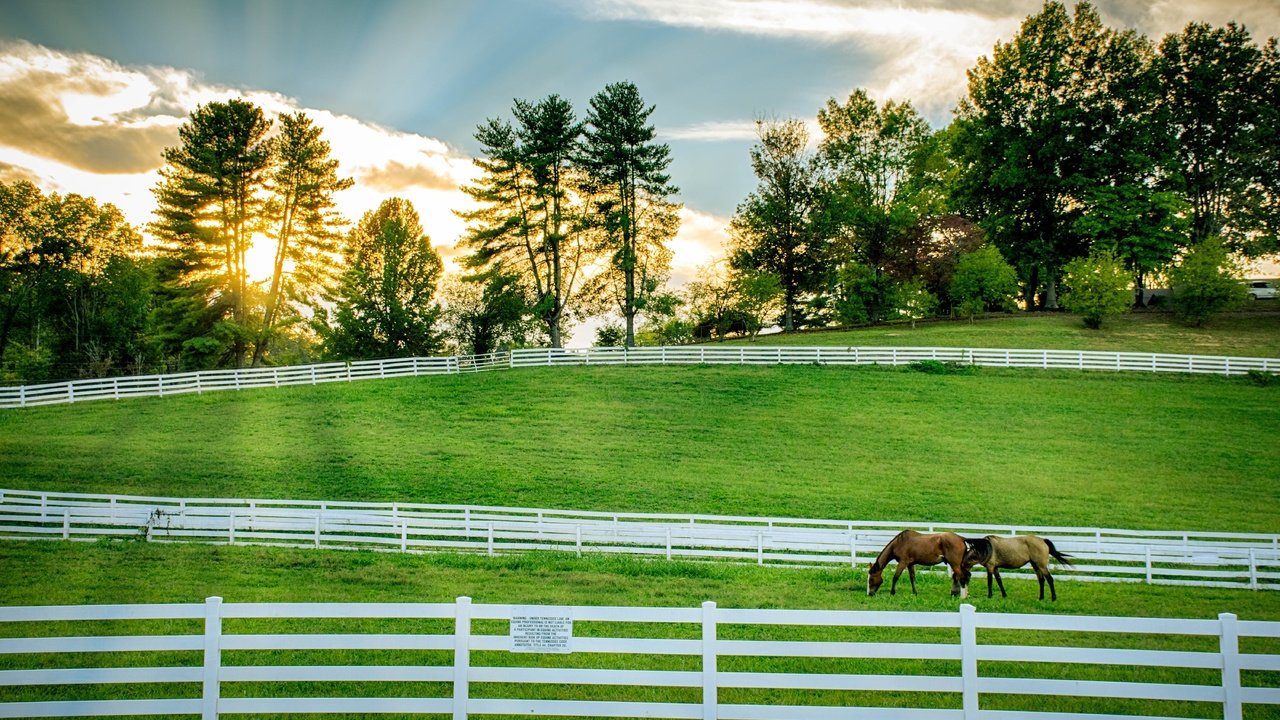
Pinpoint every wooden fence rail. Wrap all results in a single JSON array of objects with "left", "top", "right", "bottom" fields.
[
  {"left": 3, "top": 346, "right": 1276, "bottom": 409},
  {"left": 0, "top": 596, "right": 1276, "bottom": 719},
  {"left": 3, "top": 489, "right": 1277, "bottom": 591}
]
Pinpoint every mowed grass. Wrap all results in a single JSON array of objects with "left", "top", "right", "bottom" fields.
[
  {"left": 1, "top": 541, "right": 1277, "bottom": 719},
  {"left": 1, "top": 362, "right": 1277, "bottom": 532},
  {"left": 731, "top": 310, "right": 1280, "bottom": 357}
]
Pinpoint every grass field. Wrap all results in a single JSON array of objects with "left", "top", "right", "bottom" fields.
[
  {"left": 728, "top": 310, "right": 1280, "bottom": 357},
  {"left": 3, "top": 363, "right": 1277, "bottom": 532},
  {"left": 3, "top": 314, "right": 1280, "bottom": 716}
]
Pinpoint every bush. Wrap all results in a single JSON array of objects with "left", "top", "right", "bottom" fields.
[
  {"left": 949, "top": 244, "right": 1019, "bottom": 320},
  {"left": 593, "top": 323, "right": 626, "bottom": 347},
  {"left": 1168, "top": 238, "right": 1247, "bottom": 326},
  {"left": 1061, "top": 250, "right": 1132, "bottom": 329},
  {"left": 907, "top": 359, "right": 977, "bottom": 375}
]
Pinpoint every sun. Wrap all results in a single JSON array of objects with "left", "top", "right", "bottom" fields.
[{"left": 245, "top": 232, "right": 278, "bottom": 284}]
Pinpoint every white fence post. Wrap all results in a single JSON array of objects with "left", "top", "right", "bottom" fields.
[
  {"left": 1249, "top": 550, "right": 1258, "bottom": 590},
  {"left": 62, "top": 509, "right": 70, "bottom": 540},
  {"left": 960, "top": 603, "right": 978, "bottom": 720},
  {"left": 67, "top": 382, "right": 75, "bottom": 404},
  {"left": 314, "top": 515, "right": 321, "bottom": 548},
  {"left": 702, "top": 600, "right": 717, "bottom": 720},
  {"left": 1145, "top": 548, "right": 1152, "bottom": 583},
  {"left": 202, "top": 596, "right": 223, "bottom": 720},
  {"left": 229, "top": 512, "right": 236, "bottom": 545},
  {"left": 576, "top": 526, "right": 582, "bottom": 557},
  {"left": 487, "top": 523, "right": 495, "bottom": 557},
  {"left": 18, "top": 384, "right": 25, "bottom": 408},
  {"left": 1220, "top": 612, "right": 1242, "bottom": 720},
  {"left": 453, "top": 596, "right": 472, "bottom": 720}
]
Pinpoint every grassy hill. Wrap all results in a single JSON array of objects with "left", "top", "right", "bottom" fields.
[
  {"left": 729, "top": 310, "right": 1280, "bottom": 357},
  {"left": 3, "top": 361, "right": 1276, "bottom": 532}
]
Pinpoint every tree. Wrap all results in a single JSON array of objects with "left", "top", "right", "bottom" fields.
[
  {"left": 253, "top": 112, "right": 352, "bottom": 366},
  {"left": 1073, "top": 186, "right": 1186, "bottom": 307},
  {"left": 0, "top": 181, "right": 151, "bottom": 381},
  {"left": 151, "top": 99, "right": 273, "bottom": 367},
  {"left": 1060, "top": 250, "right": 1132, "bottom": 329},
  {"left": 954, "top": 2, "right": 1164, "bottom": 309},
  {"left": 818, "top": 89, "right": 935, "bottom": 321},
  {"left": 439, "top": 271, "right": 538, "bottom": 356},
  {"left": 1167, "top": 238, "right": 1247, "bottom": 326},
  {"left": 323, "top": 198, "right": 443, "bottom": 358},
  {"left": 458, "top": 96, "right": 597, "bottom": 348},
  {"left": 580, "top": 81, "right": 681, "bottom": 347},
  {"left": 949, "top": 244, "right": 1019, "bottom": 320},
  {"left": 730, "top": 119, "right": 826, "bottom": 332},
  {"left": 1159, "top": 23, "right": 1276, "bottom": 251}
]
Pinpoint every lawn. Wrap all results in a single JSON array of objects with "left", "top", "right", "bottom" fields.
[
  {"left": 731, "top": 310, "right": 1280, "bottom": 357},
  {"left": 2, "top": 363, "right": 1277, "bottom": 532}
]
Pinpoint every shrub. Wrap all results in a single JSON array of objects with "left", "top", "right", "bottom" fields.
[
  {"left": 1061, "top": 250, "right": 1132, "bottom": 329},
  {"left": 949, "top": 244, "right": 1018, "bottom": 320},
  {"left": 1168, "top": 238, "right": 1247, "bottom": 326}
]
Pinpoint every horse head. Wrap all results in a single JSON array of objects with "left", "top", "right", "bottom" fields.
[
  {"left": 866, "top": 563, "right": 884, "bottom": 596},
  {"left": 963, "top": 537, "right": 992, "bottom": 567}
]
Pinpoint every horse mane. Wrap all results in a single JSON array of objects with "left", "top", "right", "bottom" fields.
[
  {"left": 871, "top": 530, "right": 910, "bottom": 570},
  {"left": 965, "top": 536, "right": 993, "bottom": 564}
]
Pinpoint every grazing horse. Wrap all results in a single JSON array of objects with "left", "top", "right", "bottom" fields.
[
  {"left": 867, "top": 530, "right": 971, "bottom": 597},
  {"left": 963, "top": 535, "right": 1073, "bottom": 601}
]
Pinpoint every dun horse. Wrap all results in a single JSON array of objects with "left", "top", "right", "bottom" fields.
[
  {"left": 867, "top": 530, "right": 971, "bottom": 597},
  {"left": 963, "top": 535, "right": 1073, "bottom": 601}
]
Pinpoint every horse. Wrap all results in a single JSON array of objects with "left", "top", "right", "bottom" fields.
[
  {"left": 867, "top": 530, "right": 972, "bottom": 597},
  {"left": 962, "top": 534, "right": 1073, "bottom": 601}
]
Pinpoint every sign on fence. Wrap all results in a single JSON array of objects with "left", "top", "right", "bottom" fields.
[{"left": 510, "top": 613, "right": 574, "bottom": 653}]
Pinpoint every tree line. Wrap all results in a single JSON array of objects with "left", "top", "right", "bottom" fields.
[{"left": 2, "top": 2, "right": 1277, "bottom": 382}]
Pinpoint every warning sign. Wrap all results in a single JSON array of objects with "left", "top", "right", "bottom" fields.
[{"left": 510, "top": 614, "right": 573, "bottom": 653}]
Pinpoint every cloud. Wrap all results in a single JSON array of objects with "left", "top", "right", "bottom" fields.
[
  {"left": 0, "top": 40, "right": 479, "bottom": 255},
  {"left": 661, "top": 120, "right": 759, "bottom": 142},
  {"left": 668, "top": 207, "right": 731, "bottom": 287}
]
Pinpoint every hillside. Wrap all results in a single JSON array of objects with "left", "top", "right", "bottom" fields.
[{"left": 3, "top": 361, "right": 1277, "bottom": 532}]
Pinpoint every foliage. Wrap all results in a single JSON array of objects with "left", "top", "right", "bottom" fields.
[
  {"left": 817, "top": 90, "right": 938, "bottom": 321},
  {"left": 729, "top": 119, "right": 827, "bottom": 332},
  {"left": 896, "top": 279, "right": 939, "bottom": 328},
  {"left": 1167, "top": 238, "right": 1248, "bottom": 326},
  {"left": 0, "top": 180, "right": 152, "bottom": 382},
  {"left": 908, "top": 359, "right": 976, "bottom": 375},
  {"left": 253, "top": 112, "right": 352, "bottom": 366},
  {"left": 439, "top": 272, "right": 540, "bottom": 356},
  {"left": 457, "top": 95, "right": 595, "bottom": 348},
  {"left": 579, "top": 81, "right": 680, "bottom": 346},
  {"left": 1060, "top": 250, "right": 1133, "bottom": 329},
  {"left": 949, "top": 245, "right": 1019, "bottom": 320},
  {"left": 953, "top": 2, "right": 1165, "bottom": 310},
  {"left": 1159, "top": 22, "right": 1277, "bottom": 252},
  {"left": 593, "top": 322, "right": 626, "bottom": 347},
  {"left": 1074, "top": 186, "right": 1187, "bottom": 306},
  {"left": 322, "top": 198, "right": 443, "bottom": 358},
  {"left": 151, "top": 99, "right": 273, "bottom": 368}
]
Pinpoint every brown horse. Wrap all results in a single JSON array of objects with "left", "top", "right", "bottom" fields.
[
  {"left": 963, "top": 535, "right": 1073, "bottom": 601},
  {"left": 867, "top": 530, "right": 972, "bottom": 597}
]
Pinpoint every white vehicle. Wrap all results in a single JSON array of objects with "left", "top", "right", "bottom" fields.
[{"left": 1245, "top": 280, "right": 1277, "bottom": 300}]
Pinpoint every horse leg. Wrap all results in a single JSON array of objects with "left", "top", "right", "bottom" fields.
[
  {"left": 890, "top": 563, "right": 907, "bottom": 596},
  {"left": 1039, "top": 564, "right": 1057, "bottom": 601},
  {"left": 1035, "top": 568, "right": 1046, "bottom": 600},
  {"left": 993, "top": 568, "right": 1007, "bottom": 598},
  {"left": 985, "top": 567, "right": 995, "bottom": 598},
  {"left": 908, "top": 564, "right": 919, "bottom": 594}
]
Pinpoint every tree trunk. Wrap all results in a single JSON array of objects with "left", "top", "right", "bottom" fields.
[{"left": 1044, "top": 273, "right": 1058, "bottom": 310}]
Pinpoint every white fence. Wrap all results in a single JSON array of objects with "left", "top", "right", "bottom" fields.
[
  {"left": 0, "top": 596, "right": 1276, "bottom": 719},
  {"left": 3, "top": 489, "right": 1277, "bottom": 591},
  {"left": 3, "top": 346, "right": 1276, "bottom": 409}
]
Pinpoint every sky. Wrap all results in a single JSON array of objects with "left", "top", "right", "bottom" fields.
[{"left": 1, "top": 0, "right": 1277, "bottom": 343}]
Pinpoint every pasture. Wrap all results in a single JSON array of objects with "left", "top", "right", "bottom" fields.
[{"left": 2, "top": 363, "right": 1277, "bottom": 532}]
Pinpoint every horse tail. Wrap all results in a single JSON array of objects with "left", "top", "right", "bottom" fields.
[
  {"left": 1044, "top": 538, "right": 1073, "bottom": 567},
  {"left": 965, "top": 536, "right": 993, "bottom": 564}
]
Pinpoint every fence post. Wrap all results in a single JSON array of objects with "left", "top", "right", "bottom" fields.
[
  {"left": 1249, "top": 550, "right": 1258, "bottom": 590},
  {"left": 68, "top": 382, "right": 75, "bottom": 404},
  {"left": 850, "top": 534, "right": 857, "bottom": 567},
  {"left": 576, "top": 526, "right": 582, "bottom": 557},
  {"left": 314, "top": 515, "right": 321, "bottom": 548},
  {"left": 62, "top": 509, "right": 70, "bottom": 540},
  {"left": 1145, "top": 548, "right": 1152, "bottom": 583},
  {"left": 202, "top": 596, "right": 223, "bottom": 720},
  {"left": 19, "top": 384, "right": 25, "bottom": 408},
  {"left": 401, "top": 522, "right": 408, "bottom": 552},
  {"left": 195, "top": 374, "right": 202, "bottom": 395},
  {"left": 960, "top": 603, "right": 978, "bottom": 720},
  {"left": 1220, "top": 612, "right": 1242, "bottom": 720},
  {"left": 453, "top": 596, "right": 472, "bottom": 720},
  {"left": 229, "top": 512, "right": 236, "bottom": 545},
  {"left": 756, "top": 532, "right": 764, "bottom": 565},
  {"left": 666, "top": 529, "right": 672, "bottom": 560},
  {"left": 702, "top": 601, "right": 717, "bottom": 720},
  {"left": 487, "top": 523, "right": 495, "bottom": 557},
  {"left": 159, "top": 375, "right": 165, "bottom": 397}
]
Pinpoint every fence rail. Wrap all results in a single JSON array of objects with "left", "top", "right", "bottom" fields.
[
  {"left": 3, "top": 345, "right": 1277, "bottom": 409},
  {"left": 0, "top": 596, "right": 1276, "bottom": 719},
  {"left": 3, "top": 489, "right": 1276, "bottom": 591}
]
